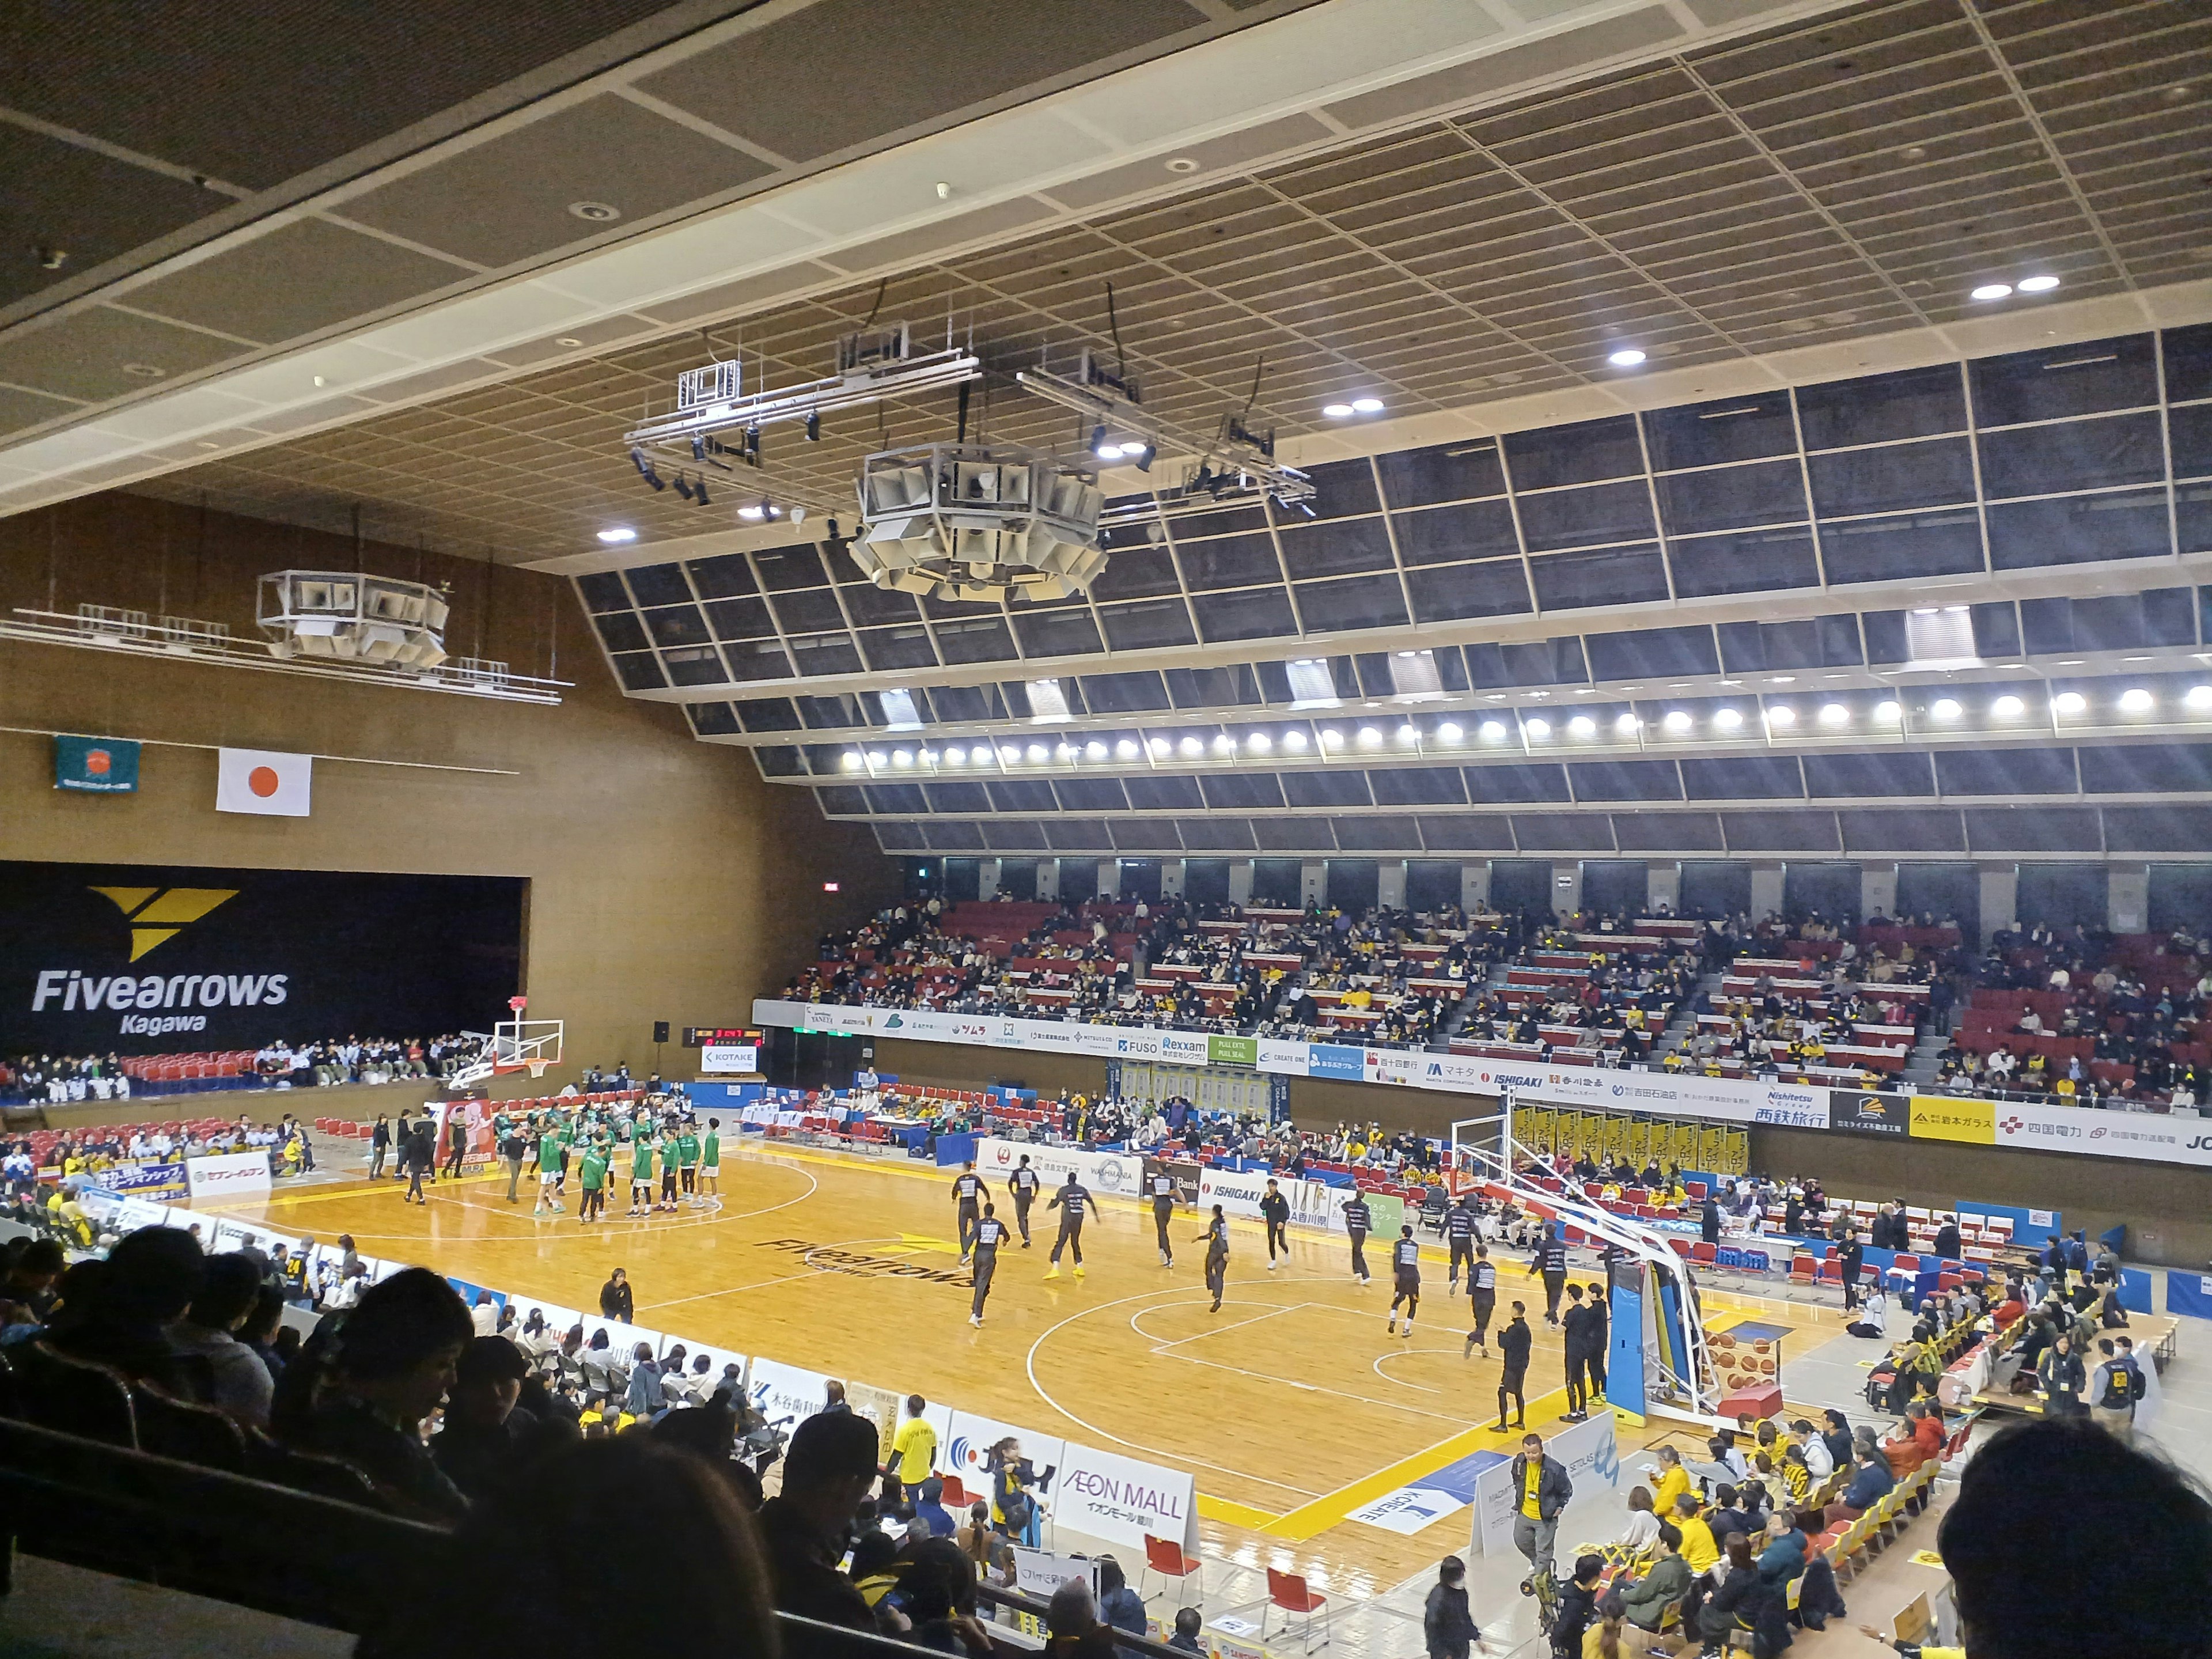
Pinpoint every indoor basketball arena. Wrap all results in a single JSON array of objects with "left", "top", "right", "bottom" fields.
[{"left": 4, "top": 4, "right": 2211, "bottom": 1658}]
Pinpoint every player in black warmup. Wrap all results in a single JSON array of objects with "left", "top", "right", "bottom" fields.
[
  {"left": 1445, "top": 1192, "right": 1479, "bottom": 1289},
  {"left": 1582, "top": 1278, "right": 1609, "bottom": 1404},
  {"left": 952, "top": 1162, "right": 987, "bottom": 1263},
  {"left": 1342, "top": 1191, "right": 1373, "bottom": 1284},
  {"left": 1561, "top": 1284, "right": 1592, "bottom": 1419},
  {"left": 969, "top": 1202, "right": 1007, "bottom": 1327},
  {"left": 1385, "top": 1224, "right": 1421, "bottom": 1337},
  {"left": 1261, "top": 1179, "right": 1290, "bottom": 1271},
  {"left": 1009, "top": 1155, "right": 1041, "bottom": 1247},
  {"left": 1463, "top": 1243, "right": 1498, "bottom": 1358},
  {"left": 1529, "top": 1224, "right": 1570, "bottom": 1325},
  {"left": 1199, "top": 1203, "right": 1229, "bottom": 1312},
  {"left": 1043, "top": 1172, "right": 1090, "bottom": 1279},
  {"left": 1149, "top": 1166, "right": 1178, "bottom": 1266},
  {"left": 1497, "top": 1300, "right": 1532, "bottom": 1430}
]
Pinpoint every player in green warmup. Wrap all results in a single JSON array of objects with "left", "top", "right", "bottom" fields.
[
  {"left": 628, "top": 1131, "right": 657, "bottom": 1218},
  {"left": 698, "top": 1119, "right": 722, "bottom": 1209},
  {"left": 578, "top": 1137, "right": 609, "bottom": 1224},
  {"left": 532, "top": 1127, "right": 565, "bottom": 1217},
  {"left": 676, "top": 1124, "right": 702, "bottom": 1208}
]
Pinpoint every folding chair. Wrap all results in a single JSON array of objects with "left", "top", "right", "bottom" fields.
[
  {"left": 1142, "top": 1533, "right": 1203, "bottom": 1606},
  {"left": 1262, "top": 1567, "right": 1329, "bottom": 1653}
]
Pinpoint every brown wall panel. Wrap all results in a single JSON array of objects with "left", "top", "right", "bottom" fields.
[{"left": 0, "top": 493, "right": 899, "bottom": 1078}]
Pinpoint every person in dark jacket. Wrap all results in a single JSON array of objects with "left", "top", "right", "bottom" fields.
[
  {"left": 1551, "top": 1555, "right": 1602, "bottom": 1659},
  {"left": 755, "top": 1410, "right": 880, "bottom": 1630},
  {"left": 2037, "top": 1332, "right": 2086, "bottom": 1416},
  {"left": 600, "top": 1267, "right": 634, "bottom": 1323},
  {"left": 1510, "top": 1432, "right": 1574, "bottom": 1577},
  {"left": 1700, "top": 1199, "right": 1721, "bottom": 1247},
  {"left": 1838, "top": 1232, "right": 1865, "bottom": 1312},
  {"left": 1695, "top": 1536, "right": 1770, "bottom": 1658},
  {"left": 369, "top": 1114, "right": 392, "bottom": 1180},
  {"left": 1818, "top": 1410, "right": 1854, "bottom": 1474},
  {"left": 1497, "top": 1302, "right": 1534, "bottom": 1430},
  {"left": 1931, "top": 1217, "right": 1961, "bottom": 1260},
  {"left": 1821, "top": 1442, "right": 1895, "bottom": 1527},
  {"left": 1424, "top": 1555, "right": 1480, "bottom": 1659}
]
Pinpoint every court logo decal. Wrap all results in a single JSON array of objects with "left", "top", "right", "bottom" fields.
[{"left": 758, "top": 1237, "right": 972, "bottom": 1286}]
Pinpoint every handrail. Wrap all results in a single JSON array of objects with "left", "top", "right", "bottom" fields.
[{"left": 975, "top": 1578, "right": 1198, "bottom": 1659}]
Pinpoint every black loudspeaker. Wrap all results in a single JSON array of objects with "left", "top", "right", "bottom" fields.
[{"left": 652, "top": 1020, "right": 670, "bottom": 1044}]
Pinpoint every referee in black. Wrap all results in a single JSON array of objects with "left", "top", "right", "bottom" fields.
[
  {"left": 1445, "top": 1192, "right": 1479, "bottom": 1289},
  {"left": 968, "top": 1202, "right": 1007, "bottom": 1328},
  {"left": 1529, "top": 1222, "right": 1570, "bottom": 1325},
  {"left": 1496, "top": 1300, "right": 1532, "bottom": 1430},
  {"left": 1149, "top": 1166, "right": 1178, "bottom": 1266},
  {"left": 1044, "top": 1172, "right": 1090, "bottom": 1278},
  {"left": 1261, "top": 1178, "right": 1290, "bottom": 1271},
  {"left": 952, "top": 1162, "right": 988, "bottom": 1263},
  {"left": 1199, "top": 1203, "right": 1229, "bottom": 1312},
  {"left": 1342, "top": 1191, "right": 1372, "bottom": 1284},
  {"left": 1386, "top": 1223, "right": 1421, "bottom": 1336},
  {"left": 1463, "top": 1243, "right": 1497, "bottom": 1358},
  {"left": 1009, "top": 1155, "right": 1041, "bottom": 1247}
]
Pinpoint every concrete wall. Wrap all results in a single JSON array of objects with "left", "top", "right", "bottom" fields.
[{"left": 0, "top": 493, "right": 899, "bottom": 1080}]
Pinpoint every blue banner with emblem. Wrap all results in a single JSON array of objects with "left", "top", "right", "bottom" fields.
[{"left": 54, "top": 734, "right": 140, "bottom": 793}]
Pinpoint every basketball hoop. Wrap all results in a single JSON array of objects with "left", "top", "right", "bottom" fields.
[{"left": 525, "top": 1059, "right": 551, "bottom": 1078}]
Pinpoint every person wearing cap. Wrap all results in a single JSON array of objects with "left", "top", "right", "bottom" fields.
[
  {"left": 431, "top": 1335, "right": 555, "bottom": 1503},
  {"left": 755, "top": 1408, "right": 882, "bottom": 1630}
]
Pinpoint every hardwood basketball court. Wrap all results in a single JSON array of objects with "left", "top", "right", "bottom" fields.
[{"left": 221, "top": 1141, "right": 1839, "bottom": 1592}]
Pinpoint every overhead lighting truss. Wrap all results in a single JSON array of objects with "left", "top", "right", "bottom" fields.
[
  {"left": 850, "top": 442, "right": 1106, "bottom": 603},
  {"left": 622, "top": 323, "right": 981, "bottom": 460},
  {"left": 3, "top": 602, "right": 566, "bottom": 704},
  {"left": 1016, "top": 353, "right": 1315, "bottom": 537}
]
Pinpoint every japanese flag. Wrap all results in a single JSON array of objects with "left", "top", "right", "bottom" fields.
[{"left": 217, "top": 747, "right": 312, "bottom": 816}]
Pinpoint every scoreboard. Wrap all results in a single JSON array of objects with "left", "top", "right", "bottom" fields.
[{"left": 685, "top": 1027, "right": 763, "bottom": 1074}]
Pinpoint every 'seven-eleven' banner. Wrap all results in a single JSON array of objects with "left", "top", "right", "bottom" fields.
[{"left": 756, "top": 998, "right": 2212, "bottom": 1169}]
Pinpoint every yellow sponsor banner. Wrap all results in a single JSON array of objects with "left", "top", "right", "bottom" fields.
[{"left": 1910, "top": 1094, "right": 1995, "bottom": 1144}]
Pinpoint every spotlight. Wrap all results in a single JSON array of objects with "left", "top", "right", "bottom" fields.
[
  {"left": 1283, "top": 731, "right": 1308, "bottom": 750},
  {"left": 1767, "top": 706, "right": 1796, "bottom": 727},
  {"left": 1116, "top": 739, "right": 1137, "bottom": 758},
  {"left": 1321, "top": 729, "right": 1344, "bottom": 749},
  {"left": 1213, "top": 733, "right": 1235, "bottom": 752},
  {"left": 1874, "top": 700, "right": 1902, "bottom": 722},
  {"left": 1970, "top": 283, "right": 2014, "bottom": 301},
  {"left": 840, "top": 751, "right": 862, "bottom": 770},
  {"left": 2187, "top": 685, "right": 2212, "bottom": 710},
  {"left": 1026, "top": 743, "right": 1048, "bottom": 763},
  {"left": 1525, "top": 718, "right": 1551, "bottom": 738},
  {"left": 631, "top": 447, "right": 665, "bottom": 490},
  {"left": 1568, "top": 715, "right": 1596, "bottom": 738},
  {"left": 919, "top": 749, "right": 937, "bottom": 766},
  {"left": 1089, "top": 424, "right": 1111, "bottom": 458},
  {"left": 1396, "top": 723, "right": 1419, "bottom": 744},
  {"left": 1351, "top": 397, "right": 1385, "bottom": 414},
  {"left": 1929, "top": 698, "right": 1961, "bottom": 721},
  {"left": 867, "top": 751, "right": 888, "bottom": 767},
  {"left": 1357, "top": 726, "right": 1382, "bottom": 746},
  {"left": 1085, "top": 740, "right": 1107, "bottom": 759},
  {"left": 892, "top": 749, "right": 912, "bottom": 767},
  {"left": 1321, "top": 403, "right": 1354, "bottom": 419},
  {"left": 1818, "top": 703, "right": 1850, "bottom": 726},
  {"left": 2052, "top": 692, "right": 2086, "bottom": 715},
  {"left": 596, "top": 527, "right": 637, "bottom": 544},
  {"left": 692, "top": 475, "right": 710, "bottom": 506},
  {"left": 1991, "top": 695, "right": 2025, "bottom": 719},
  {"left": 1130, "top": 440, "right": 1156, "bottom": 473},
  {"left": 2120, "top": 688, "right": 2154, "bottom": 712},
  {"left": 2017, "top": 275, "right": 2061, "bottom": 293},
  {"left": 1715, "top": 708, "right": 1743, "bottom": 730},
  {"left": 675, "top": 474, "right": 696, "bottom": 502},
  {"left": 1055, "top": 743, "right": 1075, "bottom": 761},
  {"left": 945, "top": 747, "right": 967, "bottom": 766},
  {"left": 806, "top": 410, "right": 820, "bottom": 441},
  {"left": 1437, "top": 722, "right": 1462, "bottom": 743},
  {"left": 1148, "top": 738, "right": 1169, "bottom": 757},
  {"left": 1663, "top": 710, "right": 1692, "bottom": 733},
  {"left": 1180, "top": 736, "right": 1203, "bottom": 756},
  {"left": 999, "top": 745, "right": 1021, "bottom": 764},
  {"left": 1608, "top": 348, "right": 1646, "bottom": 367},
  {"left": 1614, "top": 713, "right": 1639, "bottom": 736},
  {"left": 1249, "top": 733, "right": 1272, "bottom": 752}
]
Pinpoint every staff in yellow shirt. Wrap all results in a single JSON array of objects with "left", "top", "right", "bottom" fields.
[{"left": 892, "top": 1393, "right": 939, "bottom": 1498}]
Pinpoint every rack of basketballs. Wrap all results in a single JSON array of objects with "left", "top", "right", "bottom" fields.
[{"left": 1706, "top": 1327, "right": 1783, "bottom": 1396}]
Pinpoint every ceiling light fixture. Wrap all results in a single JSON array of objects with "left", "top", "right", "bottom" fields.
[
  {"left": 1874, "top": 700, "right": 1902, "bottom": 723},
  {"left": 1819, "top": 703, "right": 1850, "bottom": 726},
  {"left": 1396, "top": 723, "right": 1419, "bottom": 744},
  {"left": 1283, "top": 730, "right": 1308, "bottom": 750},
  {"left": 1568, "top": 715, "right": 1596, "bottom": 737},
  {"left": 1147, "top": 738, "right": 1169, "bottom": 757},
  {"left": 2120, "top": 688, "right": 2154, "bottom": 712},
  {"left": 1715, "top": 708, "right": 1743, "bottom": 730},
  {"left": 2187, "top": 685, "right": 2212, "bottom": 710},
  {"left": 1479, "top": 720, "right": 1508, "bottom": 742},
  {"left": 1991, "top": 695, "right": 2025, "bottom": 719},
  {"left": 1321, "top": 403, "right": 1355, "bottom": 419},
  {"left": 998, "top": 745, "right": 1021, "bottom": 764},
  {"left": 1351, "top": 397, "right": 1385, "bottom": 414},
  {"left": 1116, "top": 739, "right": 1137, "bottom": 758},
  {"left": 1357, "top": 726, "right": 1382, "bottom": 746},
  {"left": 596, "top": 527, "right": 636, "bottom": 544},
  {"left": 1213, "top": 733, "right": 1235, "bottom": 752},
  {"left": 1437, "top": 722, "right": 1462, "bottom": 742},
  {"left": 1663, "top": 710, "right": 1692, "bottom": 733},
  {"left": 1249, "top": 733, "right": 1272, "bottom": 752},
  {"left": 1970, "top": 282, "right": 2014, "bottom": 301},
  {"left": 1608, "top": 348, "right": 1647, "bottom": 367},
  {"left": 2017, "top": 275, "right": 2061, "bottom": 293},
  {"left": 1321, "top": 729, "right": 1344, "bottom": 749},
  {"left": 944, "top": 747, "right": 965, "bottom": 766},
  {"left": 1767, "top": 706, "right": 1797, "bottom": 727},
  {"left": 1180, "top": 736, "right": 1204, "bottom": 756},
  {"left": 1026, "top": 743, "right": 1049, "bottom": 763},
  {"left": 1931, "top": 698, "right": 1962, "bottom": 720},
  {"left": 1614, "top": 713, "right": 1639, "bottom": 736},
  {"left": 1085, "top": 740, "right": 1107, "bottom": 759},
  {"left": 1525, "top": 717, "right": 1551, "bottom": 738},
  {"left": 2052, "top": 692, "right": 2086, "bottom": 715}
]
